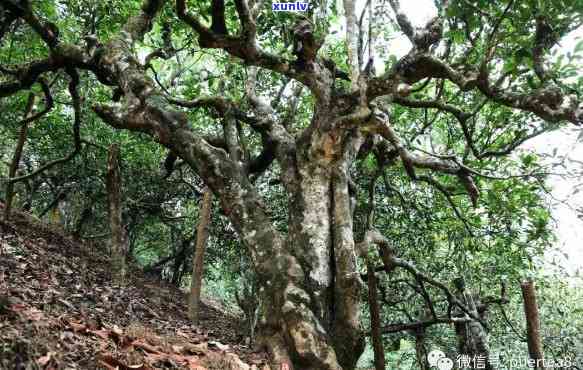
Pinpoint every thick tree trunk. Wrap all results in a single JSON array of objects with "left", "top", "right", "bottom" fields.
[
  {"left": 4, "top": 94, "right": 35, "bottom": 221},
  {"left": 188, "top": 187, "right": 213, "bottom": 324},
  {"left": 251, "top": 120, "right": 365, "bottom": 370},
  {"left": 521, "top": 280, "right": 545, "bottom": 369},
  {"left": 106, "top": 144, "right": 126, "bottom": 284}
]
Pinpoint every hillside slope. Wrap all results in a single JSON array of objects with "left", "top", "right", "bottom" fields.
[{"left": 0, "top": 208, "right": 268, "bottom": 370}]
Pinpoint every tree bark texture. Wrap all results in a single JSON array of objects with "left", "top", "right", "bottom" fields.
[
  {"left": 521, "top": 280, "right": 545, "bottom": 369},
  {"left": 106, "top": 144, "right": 126, "bottom": 284},
  {"left": 249, "top": 122, "right": 366, "bottom": 370},
  {"left": 188, "top": 187, "right": 213, "bottom": 324}
]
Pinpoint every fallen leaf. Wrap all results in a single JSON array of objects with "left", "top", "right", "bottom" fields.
[
  {"left": 184, "top": 343, "right": 207, "bottom": 355},
  {"left": 21, "top": 307, "right": 45, "bottom": 321},
  {"left": 133, "top": 340, "right": 161, "bottom": 354},
  {"left": 58, "top": 298, "right": 75, "bottom": 310},
  {"left": 88, "top": 328, "right": 111, "bottom": 340},
  {"left": 60, "top": 331, "right": 75, "bottom": 341},
  {"left": 98, "top": 359, "right": 118, "bottom": 370},
  {"left": 68, "top": 321, "right": 87, "bottom": 333},
  {"left": 8, "top": 303, "right": 27, "bottom": 312},
  {"left": 98, "top": 354, "right": 132, "bottom": 370},
  {"left": 208, "top": 341, "right": 229, "bottom": 351},
  {"left": 36, "top": 352, "right": 54, "bottom": 366}
]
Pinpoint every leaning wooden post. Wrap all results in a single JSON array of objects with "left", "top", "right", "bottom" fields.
[
  {"left": 188, "top": 187, "right": 213, "bottom": 324},
  {"left": 4, "top": 94, "right": 35, "bottom": 221},
  {"left": 367, "top": 255, "right": 387, "bottom": 370},
  {"left": 106, "top": 144, "right": 126, "bottom": 284},
  {"left": 521, "top": 279, "right": 545, "bottom": 369}
]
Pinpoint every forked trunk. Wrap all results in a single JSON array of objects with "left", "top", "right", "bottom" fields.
[
  {"left": 253, "top": 171, "right": 364, "bottom": 369},
  {"left": 249, "top": 112, "right": 366, "bottom": 370}
]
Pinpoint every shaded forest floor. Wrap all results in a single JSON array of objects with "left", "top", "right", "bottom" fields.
[{"left": 0, "top": 208, "right": 269, "bottom": 370}]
